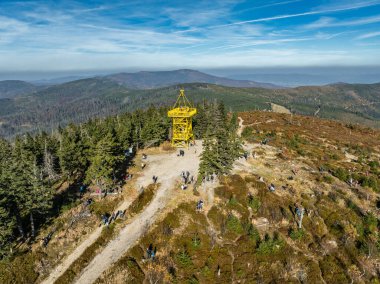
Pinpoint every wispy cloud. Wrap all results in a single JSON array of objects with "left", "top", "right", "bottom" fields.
[
  {"left": 0, "top": 0, "right": 379, "bottom": 71},
  {"left": 356, "top": 31, "right": 380, "bottom": 39},
  {"left": 304, "top": 14, "right": 380, "bottom": 29},
  {"left": 214, "top": 1, "right": 380, "bottom": 28},
  {"left": 171, "top": 0, "right": 380, "bottom": 35}
]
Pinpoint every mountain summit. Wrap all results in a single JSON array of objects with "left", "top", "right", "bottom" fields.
[{"left": 105, "top": 69, "right": 279, "bottom": 89}]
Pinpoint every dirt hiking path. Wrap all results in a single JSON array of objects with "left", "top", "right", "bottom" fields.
[
  {"left": 41, "top": 197, "right": 135, "bottom": 284},
  {"left": 74, "top": 142, "right": 202, "bottom": 284}
]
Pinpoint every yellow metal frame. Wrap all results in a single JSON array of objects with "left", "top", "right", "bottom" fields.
[{"left": 167, "top": 89, "right": 197, "bottom": 148}]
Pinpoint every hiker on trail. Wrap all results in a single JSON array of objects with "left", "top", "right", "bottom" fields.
[
  {"left": 115, "top": 210, "right": 120, "bottom": 219},
  {"left": 43, "top": 232, "right": 53, "bottom": 247},
  {"left": 101, "top": 214, "right": 109, "bottom": 226},
  {"left": 85, "top": 198, "right": 93, "bottom": 207},
  {"left": 243, "top": 152, "right": 248, "bottom": 160},
  {"left": 147, "top": 244, "right": 153, "bottom": 259},
  {"left": 79, "top": 185, "right": 86, "bottom": 197},
  {"left": 269, "top": 183, "right": 275, "bottom": 192},
  {"left": 348, "top": 177, "right": 353, "bottom": 187},
  {"left": 110, "top": 212, "right": 116, "bottom": 223},
  {"left": 153, "top": 176, "right": 158, "bottom": 183},
  {"left": 151, "top": 247, "right": 157, "bottom": 260},
  {"left": 196, "top": 199, "right": 204, "bottom": 211},
  {"left": 295, "top": 205, "right": 305, "bottom": 229},
  {"left": 248, "top": 193, "right": 254, "bottom": 203}
]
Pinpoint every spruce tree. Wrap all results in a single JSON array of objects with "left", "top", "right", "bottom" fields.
[
  {"left": 59, "top": 125, "right": 88, "bottom": 180},
  {"left": 198, "top": 101, "right": 243, "bottom": 179},
  {"left": 85, "top": 129, "right": 125, "bottom": 192},
  {"left": 0, "top": 139, "right": 16, "bottom": 257}
]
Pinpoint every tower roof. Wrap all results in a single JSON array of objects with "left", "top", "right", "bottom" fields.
[{"left": 168, "top": 89, "right": 197, "bottom": 118}]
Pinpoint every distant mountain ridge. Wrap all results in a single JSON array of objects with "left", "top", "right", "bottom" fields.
[
  {"left": 0, "top": 69, "right": 279, "bottom": 98},
  {"left": 0, "top": 78, "right": 380, "bottom": 138},
  {"left": 104, "top": 69, "right": 280, "bottom": 89}
]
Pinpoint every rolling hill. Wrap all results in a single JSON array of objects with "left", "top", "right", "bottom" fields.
[{"left": 0, "top": 80, "right": 38, "bottom": 98}]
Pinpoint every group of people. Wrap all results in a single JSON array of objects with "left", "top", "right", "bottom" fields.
[
  {"left": 202, "top": 174, "right": 216, "bottom": 184},
  {"left": 180, "top": 170, "right": 194, "bottom": 190},
  {"left": 101, "top": 209, "right": 125, "bottom": 226},
  {"left": 181, "top": 171, "right": 193, "bottom": 184}
]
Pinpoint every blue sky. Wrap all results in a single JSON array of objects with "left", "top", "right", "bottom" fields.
[{"left": 0, "top": 0, "right": 380, "bottom": 72}]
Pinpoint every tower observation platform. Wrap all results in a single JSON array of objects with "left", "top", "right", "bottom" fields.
[{"left": 167, "top": 89, "right": 197, "bottom": 148}]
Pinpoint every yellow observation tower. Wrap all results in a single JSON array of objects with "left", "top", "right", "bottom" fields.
[{"left": 168, "top": 89, "right": 197, "bottom": 148}]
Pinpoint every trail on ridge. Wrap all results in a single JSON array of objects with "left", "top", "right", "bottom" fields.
[{"left": 74, "top": 143, "right": 202, "bottom": 284}]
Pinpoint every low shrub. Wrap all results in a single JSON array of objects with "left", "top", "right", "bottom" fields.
[
  {"left": 256, "top": 233, "right": 285, "bottom": 255},
  {"left": 248, "top": 195, "right": 261, "bottom": 213},
  {"left": 129, "top": 184, "right": 156, "bottom": 215},
  {"left": 0, "top": 253, "right": 39, "bottom": 284},
  {"left": 176, "top": 249, "right": 193, "bottom": 268},
  {"left": 289, "top": 228, "right": 305, "bottom": 240},
  {"left": 226, "top": 214, "right": 244, "bottom": 235}
]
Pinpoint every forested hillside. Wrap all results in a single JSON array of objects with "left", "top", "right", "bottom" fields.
[
  {"left": 0, "top": 80, "right": 38, "bottom": 99},
  {"left": 1, "top": 80, "right": 380, "bottom": 138}
]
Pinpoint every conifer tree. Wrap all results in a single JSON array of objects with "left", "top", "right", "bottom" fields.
[
  {"left": 198, "top": 101, "right": 243, "bottom": 179},
  {"left": 85, "top": 129, "right": 125, "bottom": 192},
  {"left": 141, "top": 110, "right": 168, "bottom": 146},
  {"left": 0, "top": 139, "right": 16, "bottom": 257},
  {"left": 27, "top": 161, "right": 53, "bottom": 238},
  {"left": 59, "top": 125, "right": 88, "bottom": 180}
]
